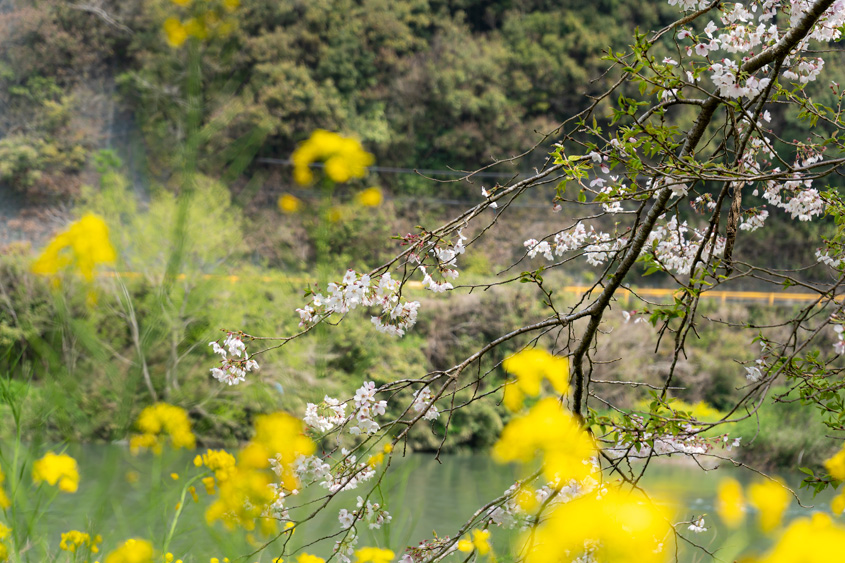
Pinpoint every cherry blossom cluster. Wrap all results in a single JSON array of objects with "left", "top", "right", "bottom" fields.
[
  {"left": 303, "top": 396, "right": 347, "bottom": 433},
  {"left": 411, "top": 387, "right": 440, "bottom": 421},
  {"left": 744, "top": 358, "right": 767, "bottom": 382},
  {"left": 666, "top": 1, "right": 845, "bottom": 103},
  {"left": 606, "top": 420, "right": 739, "bottom": 459},
  {"left": 688, "top": 516, "right": 708, "bottom": 533},
  {"left": 645, "top": 215, "right": 726, "bottom": 275},
  {"left": 318, "top": 448, "right": 377, "bottom": 493},
  {"left": 350, "top": 381, "right": 387, "bottom": 435},
  {"left": 333, "top": 498, "right": 393, "bottom": 563},
  {"left": 816, "top": 248, "right": 843, "bottom": 269},
  {"left": 524, "top": 222, "right": 626, "bottom": 268},
  {"left": 295, "top": 270, "right": 421, "bottom": 337},
  {"left": 834, "top": 324, "right": 845, "bottom": 355},
  {"left": 414, "top": 230, "right": 468, "bottom": 293},
  {"left": 208, "top": 332, "right": 259, "bottom": 385}
]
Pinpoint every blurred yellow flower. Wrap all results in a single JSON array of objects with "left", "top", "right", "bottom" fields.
[
  {"left": 32, "top": 213, "right": 116, "bottom": 282},
  {"left": 204, "top": 413, "right": 313, "bottom": 532},
  {"left": 223, "top": 0, "right": 240, "bottom": 12},
  {"left": 0, "top": 466, "right": 10, "bottom": 509},
  {"left": 355, "top": 547, "right": 395, "bottom": 563},
  {"left": 183, "top": 17, "right": 207, "bottom": 40},
  {"left": 163, "top": 17, "right": 188, "bottom": 48},
  {"left": 752, "top": 512, "right": 845, "bottom": 562},
  {"left": 748, "top": 479, "right": 790, "bottom": 532},
  {"left": 171, "top": 0, "right": 191, "bottom": 5},
  {"left": 824, "top": 445, "right": 845, "bottom": 481},
  {"left": 716, "top": 478, "right": 745, "bottom": 528},
  {"left": 131, "top": 403, "right": 196, "bottom": 455},
  {"left": 492, "top": 397, "right": 596, "bottom": 483},
  {"left": 197, "top": 449, "right": 237, "bottom": 482},
  {"left": 297, "top": 554, "right": 325, "bottom": 563},
  {"left": 501, "top": 349, "right": 569, "bottom": 411},
  {"left": 327, "top": 207, "right": 343, "bottom": 223},
  {"left": 104, "top": 538, "right": 154, "bottom": 563},
  {"left": 457, "top": 530, "right": 491, "bottom": 556},
  {"left": 292, "top": 130, "right": 373, "bottom": 185},
  {"left": 32, "top": 452, "right": 79, "bottom": 493},
  {"left": 278, "top": 194, "right": 303, "bottom": 214},
  {"left": 356, "top": 187, "right": 383, "bottom": 207},
  {"left": 522, "top": 487, "right": 672, "bottom": 563}
]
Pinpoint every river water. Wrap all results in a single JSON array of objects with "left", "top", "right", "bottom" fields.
[{"left": 26, "top": 445, "right": 836, "bottom": 562}]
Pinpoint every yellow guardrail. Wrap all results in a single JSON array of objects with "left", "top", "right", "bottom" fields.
[{"left": 99, "top": 272, "right": 835, "bottom": 304}]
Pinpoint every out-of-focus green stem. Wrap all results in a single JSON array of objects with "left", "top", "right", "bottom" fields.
[{"left": 163, "top": 38, "right": 202, "bottom": 291}]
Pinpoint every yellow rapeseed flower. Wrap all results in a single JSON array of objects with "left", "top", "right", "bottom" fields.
[
  {"left": 824, "top": 445, "right": 845, "bottom": 481},
  {"left": 60, "top": 530, "right": 101, "bottom": 553},
  {"left": 296, "top": 554, "right": 325, "bottom": 563},
  {"left": 197, "top": 449, "right": 237, "bottom": 482},
  {"left": 521, "top": 487, "right": 672, "bottom": 563},
  {"left": 131, "top": 403, "right": 196, "bottom": 455},
  {"left": 163, "top": 18, "right": 188, "bottom": 48},
  {"left": 752, "top": 512, "right": 845, "bottom": 562},
  {"left": 292, "top": 130, "right": 373, "bottom": 186},
  {"left": 501, "top": 349, "right": 569, "bottom": 411},
  {"left": 32, "top": 213, "right": 116, "bottom": 282},
  {"left": 104, "top": 538, "right": 154, "bottom": 563},
  {"left": 355, "top": 547, "right": 395, "bottom": 563},
  {"left": 716, "top": 478, "right": 745, "bottom": 528},
  {"left": 456, "top": 530, "right": 491, "bottom": 556},
  {"left": 748, "top": 479, "right": 790, "bottom": 532},
  {"left": 278, "top": 194, "right": 303, "bottom": 214},
  {"left": 32, "top": 452, "right": 79, "bottom": 493},
  {"left": 249, "top": 412, "right": 315, "bottom": 490},
  {"left": 492, "top": 397, "right": 596, "bottom": 483},
  {"left": 356, "top": 187, "right": 383, "bottom": 207}
]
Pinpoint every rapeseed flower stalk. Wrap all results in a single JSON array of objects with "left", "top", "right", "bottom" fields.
[
  {"left": 292, "top": 130, "right": 373, "bottom": 186},
  {"left": 501, "top": 349, "right": 569, "bottom": 411},
  {"left": 130, "top": 403, "right": 196, "bottom": 455},
  {"left": 32, "top": 451, "right": 79, "bottom": 493},
  {"left": 748, "top": 479, "right": 790, "bottom": 532},
  {"left": 492, "top": 397, "right": 596, "bottom": 483},
  {"left": 521, "top": 487, "right": 672, "bottom": 563},
  {"left": 104, "top": 538, "right": 154, "bottom": 563},
  {"left": 31, "top": 213, "right": 116, "bottom": 283}
]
